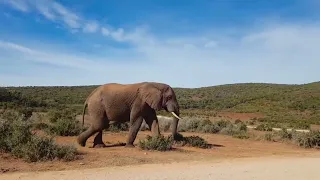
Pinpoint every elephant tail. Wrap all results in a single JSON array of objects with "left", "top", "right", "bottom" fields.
[
  {"left": 81, "top": 86, "right": 100, "bottom": 127},
  {"left": 82, "top": 101, "right": 88, "bottom": 127}
]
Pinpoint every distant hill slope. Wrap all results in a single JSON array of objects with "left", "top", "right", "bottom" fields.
[
  {"left": 1, "top": 82, "right": 320, "bottom": 128},
  {"left": 175, "top": 82, "right": 320, "bottom": 112}
]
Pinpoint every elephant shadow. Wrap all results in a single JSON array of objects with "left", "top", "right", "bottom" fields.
[
  {"left": 172, "top": 143, "right": 225, "bottom": 152},
  {"left": 209, "top": 143, "right": 224, "bottom": 148},
  {"left": 86, "top": 141, "right": 225, "bottom": 149},
  {"left": 105, "top": 142, "right": 127, "bottom": 148},
  {"left": 88, "top": 142, "right": 126, "bottom": 148}
]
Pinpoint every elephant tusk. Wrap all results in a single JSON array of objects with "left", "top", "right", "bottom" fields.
[{"left": 171, "top": 112, "right": 182, "bottom": 120}]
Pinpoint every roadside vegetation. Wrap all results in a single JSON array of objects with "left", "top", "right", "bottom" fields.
[
  {"left": 0, "top": 110, "right": 79, "bottom": 162},
  {"left": 2, "top": 82, "right": 319, "bottom": 129},
  {"left": 138, "top": 133, "right": 212, "bottom": 151},
  {"left": 0, "top": 82, "right": 319, "bottom": 155}
]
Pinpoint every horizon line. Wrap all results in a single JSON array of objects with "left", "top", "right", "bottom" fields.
[{"left": 1, "top": 81, "right": 319, "bottom": 89}]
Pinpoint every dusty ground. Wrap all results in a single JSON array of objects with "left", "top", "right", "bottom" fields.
[
  {"left": 1, "top": 131, "right": 319, "bottom": 174},
  {"left": 2, "top": 156, "right": 320, "bottom": 180}
]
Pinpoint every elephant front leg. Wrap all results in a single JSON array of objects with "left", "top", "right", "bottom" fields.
[
  {"left": 144, "top": 112, "right": 160, "bottom": 137},
  {"left": 126, "top": 116, "right": 143, "bottom": 148}
]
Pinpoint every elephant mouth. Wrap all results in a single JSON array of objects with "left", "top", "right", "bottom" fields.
[
  {"left": 163, "top": 106, "right": 168, "bottom": 112},
  {"left": 163, "top": 107, "right": 182, "bottom": 120}
]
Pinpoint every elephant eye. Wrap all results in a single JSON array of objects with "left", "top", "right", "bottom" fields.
[{"left": 167, "top": 95, "right": 172, "bottom": 100}]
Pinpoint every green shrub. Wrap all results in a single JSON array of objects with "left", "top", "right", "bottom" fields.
[
  {"left": 292, "top": 131, "right": 320, "bottom": 148},
  {"left": 138, "top": 135, "right": 173, "bottom": 151},
  {"left": 160, "top": 121, "right": 172, "bottom": 132},
  {"left": 264, "top": 133, "right": 275, "bottom": 141},
  {"left": 47, "top": 118, "right": 83, "bottom": 136},
  {"left": 232, "top": 131, "right": 250, "bottom": 139},
  {"left": 33, "top": 122, "right": 50, "bottom": 130},
  {"left": 179, "top": 135, "right": 211, "bottom": 148},
  {"left": 171, "top": 133, "right": 211, "bottom": 149},
  {"left": 47, "top": 109, "right": 77, "bottom": 123},
  {"left": 47, "top": 110, "right": 61, "bottom": 123},
  {"left": 278, "top": 128, "right": 293, "bottom": 140},
  {"left": 234, "top": 119, "right": 242, "bottom": 124},
  {"left": 215, "top": 119, "right": 232, "bottom": 129},
  {"left": 219, "top": 122, "right": 250, "bottom": 139},
  {"left": 109, "top": 122, "right": 129, "bottom": 132},
  {"left": 16, "top": 107, "right": 33, "bottom": 120},
  {"left": 0, "top": 117, "right": 79, "bottom": 162},
  {"left": 200, "top": 124, "right": 220, "bottom": 133},
  {"left": 0, "top": 110, "right": 25, "bottom": 122},
  {"left": 183, "top": 119, "right": 200, "bottom": 132},
  {"left": 255, "top": 123, "right": 273, "bottom": 131}
]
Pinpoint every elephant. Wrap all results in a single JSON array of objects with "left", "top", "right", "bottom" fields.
[{"left": 77, "top": 82, "right": 182, "bottom": 148}]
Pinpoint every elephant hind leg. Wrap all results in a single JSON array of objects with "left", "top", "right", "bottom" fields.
[
  {"left": 93, "top": 130, "right": 107, "bottom": 148},
  {"left": 77, "top": 112, "right": 109, "bottom": 147},
  {"left": 77, "top": 126, "right": 100, "bottom": 147},
  {"left": 93, "top": 119, "right": 110, "bottom": 148}
]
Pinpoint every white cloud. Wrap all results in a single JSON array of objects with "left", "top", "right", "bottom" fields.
[
  {"left": 51, "top": 2, "right": 80, "bottom": 29},
  {"left": 110, "top": 28, "right": 125, "bottom": 41},
  {"left": 35, "top": 4, "right": 56, "bottom": 20},
  {"left": 2, "top": 0, "right": 81, "bottom": 29},
  {"left": 0, "top": 41, "right": 38, "bottom": 55},
  {"left": 1, "top": 0, "right": 29, "bottom": 12},
  {"left": 83, "top": 21, "right": 99, "bottom": 33},
  {"left": 2, "top": 0, "right": 134, "bottom": 42},
  {"left": 101, "top": 27, "right": 110, "bottom": 36},
  {"left": 1, "top": 22, "right": 320, "bottom": 87},
  {"left": 204, "top": 41, "right": 218, "bottom": 48}
]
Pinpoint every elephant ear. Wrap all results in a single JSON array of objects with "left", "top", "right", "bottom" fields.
[{"left": 138, "top": 84, "right": 163, "bottom": 110}]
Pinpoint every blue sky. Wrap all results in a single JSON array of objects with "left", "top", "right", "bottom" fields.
[{"left": 0, "top": 0, "right": 319, "bottom": 88}]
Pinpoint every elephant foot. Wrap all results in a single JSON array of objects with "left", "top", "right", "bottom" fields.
[
  {"left": 77, "top": 137, "right": 86, "bottom": 147},
  {"left": 125, "top": 144, "right": 135, "bottom": 148},
  {"left": 93, "top": 143, "right": 107, "bottom": 148}
]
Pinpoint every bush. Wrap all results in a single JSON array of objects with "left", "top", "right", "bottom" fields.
[
  {"left": 172, "top": 133, "right": 211, "bottom": 149},
  {"left": 0, "top": 110, "right": 25, "bottom": 122},
  {"left": 16, "top": 107, "right": 33, "bottom": 120},
  {"left": 33, "top": 122, "right": 50, "bottom": 130},
  {"left": 219, "top": 122, "right": 250, "bottom": 139},
  {"left": 292, "top": 131, "right": 320, "bottom": 148},
  {"left": 234, "top": 119, "right": 242, "bottom": 124},
  {"left": 178, "top": 135, "right": 211, "bottom": 149},
  {"left": 109, "top": 122, "right": 129, "bottom": 132},
  {"left": 138, "top": 135, "right": 173, "bottom": 151},
  {"left": 47, "top": 118, "right": 84, "bottom": 136},
  {"left": 178, "top": 118, "right": 201, "bottom": 132},
  {"left": 178, "top": 118, "right": 234, "bottom": 134},
  {"left": 264, "top": 133, "right": 275, "bottom": 141},
  {"left": 255, "top": 123, "right": 273, "bottom": 131},
  {"left": 215, "top": 119, "right": 233, "bottom": 129},
  {"left": 138, "top": 133, "right": 212, "bottom": 151},
  {"left": 261, "top": 129, "right": 320, "bottom": 149},
  {"left": 0, "top": 116, "right": 79, "bottom": 162},
  {"left": 47, "top": 109, "right": 77, "bottom": 123},
  {"left": 278, "top": 128, "right": 293, "bottom": 140}
]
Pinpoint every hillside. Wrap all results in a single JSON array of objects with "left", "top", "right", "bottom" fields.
[{"left": 1, "top": 81, "right": 320, "bottom": 128}]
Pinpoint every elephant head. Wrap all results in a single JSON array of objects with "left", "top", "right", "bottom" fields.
[{"left": 138, "top": 82, "right": 182, "bottom": 137}]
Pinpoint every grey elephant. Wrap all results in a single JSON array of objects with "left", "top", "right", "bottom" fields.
[{"left": 77, "top": 82, "right": 182, "bottom": 148}]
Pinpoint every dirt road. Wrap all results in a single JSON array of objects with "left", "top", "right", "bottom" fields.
[{"left": 2, "top": 156, "right": 319, "bottom": 180}]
